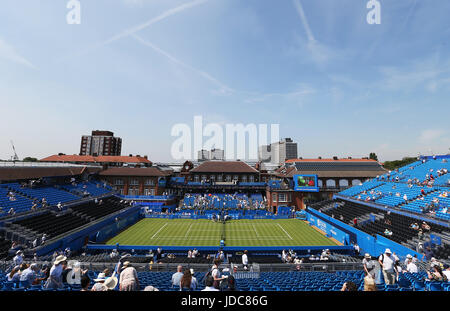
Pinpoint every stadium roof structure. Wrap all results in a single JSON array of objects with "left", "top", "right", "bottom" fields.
[
  {"left": 190, "top": 160, "right": 259, "bottom": 174},
  {"left": 279, "top": 158, "right": 387, "bottom": 178},
  {"left": 41, "top": 154, "right": 152, "bottom": 165},
  {"left": 0, "top": 165, "right": 101, "bottom": 181},
  {"left": 99, "top": 167, "right": 172, "bottom": 177}
]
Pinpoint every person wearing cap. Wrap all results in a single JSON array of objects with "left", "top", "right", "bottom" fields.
[
  {"left": 44, "top": 255, "right": 67, "bottom": 289},
  {"left": 405, "top": 255, "right": 418, "bottom": 273},
  {"left": 119, "top": 261, "right": 139, "bottom": 291},
  {"left": 378, "top": 249, "right": 396, "bottom": 285},
  {"left": 362, "top": 254, "right": 376, "bottom": 279},
  {"left": 13, "top": 250, "right": 24, "bottom": 266},
  {"left": 91, "top": 272, "right": 107, "bottom": 291},
  {"left": 20, "top": 263, "right": 39, "bottom": 288}
]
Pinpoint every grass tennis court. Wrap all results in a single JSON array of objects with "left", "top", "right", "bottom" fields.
[{"left": 105, "top": 218, "right": 337, "bottom": 247}]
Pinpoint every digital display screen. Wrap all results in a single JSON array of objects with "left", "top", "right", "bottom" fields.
[{"left": 293, "top": 174, "right": 319, "bottom": 192}]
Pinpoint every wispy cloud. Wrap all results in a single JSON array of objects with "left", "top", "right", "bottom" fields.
[
  {"left": 0, "top": 38, "right": 37, "bottom": 69},
  {"left": 243, "top": 83, "right": 316, "bottom": 107},
  {"left": 419, "top": 129, "right": 446, "bottom": 143},
  {"left": 132, "top": 33, "right": 233, "bottom": 95},
  {"left": 292, "top": 0, "right": 336, "bottom": 67},
  {"left": 57, "top": 0, "right": 210, "bottom": 63},
  {"left": 378, "top": 53, "right": 450, "bottom": 92}
]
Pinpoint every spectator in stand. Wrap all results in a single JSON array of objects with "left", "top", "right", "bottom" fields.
[
  {"left": 353, "top": 244, "right": 360, "bottom": 256},
  {"left": 442, "top": 264, "right": 450, "bottom": 281},
  {"left": 422, "top": 246, "right": 434, "bottom": 261},
  {"left": 427, "top": 264, "right": 448, "bottom": 282},
  {"left": 80, "top": 275, "right": 91, "bottom": 291},
  {"left": 340, "top": 281, "right": 357, "bottom": 291},
  {"left": 363, "top": 275, "right": 377, "bottom": 291},
  {"left": 13, "top": 250, "right": 24, "bottom": 266},
  {"left": 171, "top": 265, "right": 184, "bottom": 287},
  {"left": 20, "top": 263, "right": 39, "bottom": 288},
  {"left": 119, "top": 261, "right": 139, "bottom": 291},
  {"left": 378, "top": 249, "right": 396, "bottom": 285},
  {"left": 405, "top": 255, "right": 418, "bottom": 273},
  {"left": 362, "top": 254, "right": 376, "bottom": 279},
  {"left": 202, "top": 276, "right": 219, "bottom": 291},
  {"left": 211, "top": 258, "right": 226, "bottom": 289},
  {"left": 91, "top": 273, "right": 107, "bottom": 291},
  {"left": 180, "top": 269, "right": 197, "bottom": 291},
  {"left": 242, "top": 250, "right": 249, "bottom": 270},
  {"left": 44, "top": 255, "right": 66, "bottom": 289},
  {"left": 7, "top": 266, "right": 20, "bottom": 283}
]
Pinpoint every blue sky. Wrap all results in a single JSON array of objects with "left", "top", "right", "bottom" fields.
[{"left": 0, "top": 0, "right": 449, "bottom": 162}]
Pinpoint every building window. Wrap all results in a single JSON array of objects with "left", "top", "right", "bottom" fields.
[
  {"left": 114, "top": 179, "right": 124, "bottom": 186},
  {"left": 210, "top": 175, "right": 215, "bottom": 181},
  {"left": 145, "top": 179, "right": 155, "bottom": 186},
  {"left": 226, "top": 175, "right": 231, "bottom": 182},
  {"left": 201, "top": 175, "right": 207, "bottom": 181},
  {"left": 144, "top": 188, "right": 155, "bottom": 196},
  {"left": 242, "top": 175, "right": 247, "bottom": 182},
  {"left": 233, "top": 175, "right": 238, "bottom": 181},
  {"left": 130, "top": 179, "right": 139, "bottom": 186},
  {"left": 278, "top": 193, "right": 287, "bottom": 202},
  {"left": 217, "top": 175, "right": 223, "bottom": 182},
  {"left": 194, "top": 175, "right": 200, "bottom": 182},
  {"left": 249, "top": 175, "right": 254, "bottom": 183},
  {"left": 273, "top": 193, "right": 277, "bottom": 202}
]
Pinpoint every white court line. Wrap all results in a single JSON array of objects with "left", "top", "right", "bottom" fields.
[
  {"left": 277, "top": 224, "right": 293, "bottom": 240},
  {"left": 252, "top": 224, "right": 260, "bottom": 238},
  {"left": 151, "top": 223, "right": 168, "bottom": 239},
  {"left": 185, "top": 224, "right": 193, "bottom": 238},
  {"left": 147, "top": 237, "right": 287, "bottom": 241}
]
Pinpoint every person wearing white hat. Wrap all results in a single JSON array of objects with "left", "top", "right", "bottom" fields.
[
  {"left": 91, "top": 272, "right": 107, "bottom": 291},
  {"left": 362, "top": 253, "right": 376, "bottom": 279},
  {"left": 405, "top": 255, "right": 418, "bottom": 273},
  {"left": 378, "top": 249, "right": 396, "bottom": 285},
  {"left": 13, "top": 250, "right": 24, "bottom": 266},
  {"left": 44, "top": 255, "right": 67, "bottom": 289}
]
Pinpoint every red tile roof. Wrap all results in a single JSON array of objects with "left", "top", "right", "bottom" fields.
[
  {"left": 190, "top": 161, "right": 259, "bottom": 173},
  {"left": 285, "top": 158, "right": 377, "bottom": 163},
  {"left": 41, "top": 154, "right": 152, "bottom": 164}
]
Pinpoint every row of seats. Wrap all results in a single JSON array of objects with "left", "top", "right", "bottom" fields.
[{"left": 1, "top": 270, "right": 448, "bottom": 291}]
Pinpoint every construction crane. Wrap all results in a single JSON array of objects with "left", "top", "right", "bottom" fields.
[{"left": 10, "top": 140, "right": 19, "bottom": 161}]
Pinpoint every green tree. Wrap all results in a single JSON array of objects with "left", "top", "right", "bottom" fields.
[
  {"left": 369, "top": 153, "right": 378, "bottom": 161},
  {"left": 383, "top": 157, "right": 417, "bottom": 171},
  {"left": 22, "top": 157, "right": 38, "bottom": 162}
]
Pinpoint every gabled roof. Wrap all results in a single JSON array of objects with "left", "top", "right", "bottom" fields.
[{"left": 190, "top": 161, "right": 259, "bottom": 174}]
